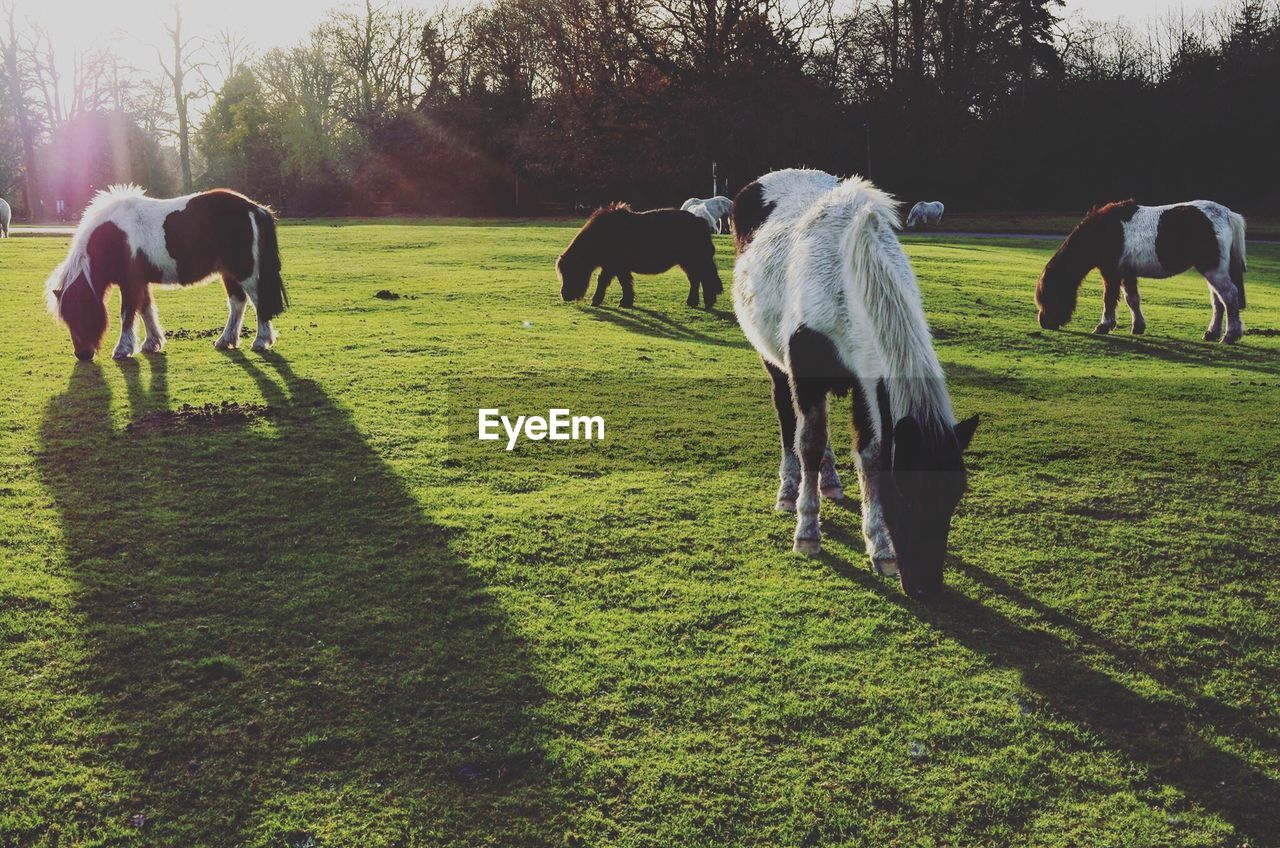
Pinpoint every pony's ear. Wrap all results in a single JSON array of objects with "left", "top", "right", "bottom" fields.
[
  {"left": 52, "top": 287, "right": 63, "bottom": 300},
  {"left": 893, "top": 416, "right": 923, "bottom": 469},
  {"left": 955, "top": 414, "right": 980, "bottom": 452}
]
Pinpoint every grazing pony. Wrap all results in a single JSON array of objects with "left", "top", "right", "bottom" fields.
[
  {"left": 733, "top": 169, "right": 979, "bottom": 599},
  {"left": 905, "top": 201, "right": 944, "bottom": 229},
  {"left": 557, "top": 203, "right": 723, "bottom": 308},
  {"left": 0, "top": 197, "right": 10, "bottom": 238},
  {"left": 682, "top": 195, "right": 733, "bottom": 233},
  {"left": 685, "top": 201, "right": 721, "bottom": 233},
  {"left": 45, "top": 185, "right": 287, "bottom": 361},
  {"left": 1037, "top": 200, "right": 1247, "bottom": 342}
]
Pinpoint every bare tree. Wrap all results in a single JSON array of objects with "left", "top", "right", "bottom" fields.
[
  {"left": 156, "top": 0, "right": 208, "bottom": 192},
  {"left": 1, "top": 0, "right": 38, "bottom": 213}
]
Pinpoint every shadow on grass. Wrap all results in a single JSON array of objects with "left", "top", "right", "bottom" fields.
[
  {"left": 1092, "top": 332, "right": 1280, "bottom": 377},
  {"left": 583, "top": 304, "right": 751, "bottom": 349},
  {"left": 38, "top": 354, "right": 561, "bottom": 845},
  {"left": 818, "top": 549, "right": 1280, "bottom": 844}
]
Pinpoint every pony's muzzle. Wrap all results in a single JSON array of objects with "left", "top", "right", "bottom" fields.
[
  {"left": 1038, "top": 312, "right": 1061, "bottom": 330},
  {"left": 75, "top": 350, "right": 95, "bottom": 362}
]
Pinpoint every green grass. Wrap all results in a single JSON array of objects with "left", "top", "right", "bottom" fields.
[{"left": 2, "top": 222, "right": 1279, "bottom": 847}]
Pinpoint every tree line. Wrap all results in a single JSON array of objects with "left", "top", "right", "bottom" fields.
[{"left": 1, "top": 0, "right": 1278, "bottom": 219}]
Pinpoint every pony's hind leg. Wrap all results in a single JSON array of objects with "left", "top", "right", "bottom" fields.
[
  {"left": 239, "top": 272, "right": 278, "bottom": 352},
  {"left": 215, "top": 275, "right": 249, "bottom": 350},
  {"left": 618, "top": 271, "right": 636, "bottom": 308},
  {"left": 791, "top": 384, "right": 829, "bottom": 555},
  {"left": 765, "top": 361, "right": 801, "bottom": 512},
  {"left": 1093, "top": 273, "right": 1121, "bottom": 335},
  {"left": 1204, "top": 285, "right": 1226, "bottom": 341},
  {"left": 1123, "top": 276, "right": 1145, "bottom": 335},
  {"left": 591, "top": 270, "right": 615, "bottom": 307},
  {"left": 1206, "top": 271, "right": 1243, "bottom": 343}
]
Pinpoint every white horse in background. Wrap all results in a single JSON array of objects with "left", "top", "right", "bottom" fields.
[
  {"left": 906, "top": 200, "right": 944, "bottom": 229},
  {"left": 731, "top": 169, "right": 978, "bottom": 599},
  {"left": 684, "top": 201, "right": 720, "bottom": 233},
  {"left": 682, "top": 195, "right": 733, "bottom": 233},
  {"left": 0, "top": 197, "right": 10, "bottom": 238}
]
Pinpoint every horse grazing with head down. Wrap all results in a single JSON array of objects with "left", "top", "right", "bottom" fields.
[
  {"left": 45, "top": 185, "right": 287, "bottom": 361},
  {"left": 733, "top": 169, "right": 979, "bottom": 600},
  {"left": 905, "top": 201, "right": 944, "bottom": 229},
  {"left": 1036, "top": 200, "right": 1247, "bottom": 342},
  {"left": 557, "top": 203, "right": 722, "bottom": 308}
]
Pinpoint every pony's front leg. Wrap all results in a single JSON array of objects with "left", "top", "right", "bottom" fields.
[
  {"left": 1122, "top": 276, "right": 1145, "bottom": 335},
  {"left": 820, "top": 444, "right": 844, "bottom": 500},
  {"left": 1093, "top": 273, "right": 1120, "bottom": 335},
  {"left": 112, "top": 304, "right": 139, "bottom": 360},
  {"left": 855, "top": 443, "right": 897, "bottom": 576},
  {"left": 591, "top": 270, "right": 615, "bottom": 307},
  {"left": 215, "top": 277, "right": 248, "bottom": 350},
  {"left": 617, "top": 271, "right": 636, "bottom": 308},
  {"left": 137, "top": 288, "right": 166, "bottom": 354},
  {"left": 792, "top": 387, "right": 829, "bottom": 556}
]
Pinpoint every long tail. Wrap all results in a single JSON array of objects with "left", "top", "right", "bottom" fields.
[
  {"left": 253, "top": 207, "right": 288, "bottom": 320},
  {"left": 1228, "top": 211, "right": 1247, "bottom": 309}
]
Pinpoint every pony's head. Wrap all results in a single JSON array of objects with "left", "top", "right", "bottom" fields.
[
  {"left": 46, "top": 261, "right": 109, "bottom": 361},
  {"left": 1036, "top": 200, "right": 1134, "bottom": 330},
  {"left": 557, "top": 204, "right": 625, "bottom": 301},
  {"left": 881, "top": 413, "right": 980, "bottom": 600},
  {"left": 556, "top": 250, "right": 593, "bottom": 302}
]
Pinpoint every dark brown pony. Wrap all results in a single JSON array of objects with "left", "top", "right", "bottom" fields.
[{"left": 557, "top": 204, "right": 723, "bottom": 308}]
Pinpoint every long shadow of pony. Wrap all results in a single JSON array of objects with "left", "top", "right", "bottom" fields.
[
  {"left": 584, "top": 305, "right": 751, "bottom": 350},
  {"left": 1092, "top": 333, "right": 1280, "bottom": 378},
  {"left": 816, "top": 543, "right": 1279, "bottom": 843},
  {"left": 38, "top": 356, "right": 561, "bottom": 845}
]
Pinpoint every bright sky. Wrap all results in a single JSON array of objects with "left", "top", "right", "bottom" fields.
[{"left": 21, "top": 0, "right": 1226, "bottom": 104}]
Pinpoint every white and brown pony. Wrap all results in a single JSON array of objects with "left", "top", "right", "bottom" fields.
[
  {"left": 733, "top": 169, "right": 979, "bottom": 600},
  {"left": 0, "top": 197, "right": 10, "bottom": 238},
  {"left": 905, "top": 200, "right": 944, "bottom": 229},
  {"left": 45, "top": 185, "right": 287, "bottom": 361},
  {"left": 1036, "top": 200, "right": 1247, "bottom": 342}
]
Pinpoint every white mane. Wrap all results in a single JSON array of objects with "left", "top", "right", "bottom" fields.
[{"left": 44, "top": 185, "right": 150, "bottom": 318}]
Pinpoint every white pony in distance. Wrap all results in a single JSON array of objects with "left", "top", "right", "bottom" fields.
[
  {"left": 0, "top": 197, "right": 10, "bottom": 238},
  {"left": 906, "top": 201, "right": 945, "bottom": 229},
  {"left": 731, "top": 170, "right": 978, "bottom": 599},
  {"left": 681, "top": 195, "right": 733, "bottom": 233}
]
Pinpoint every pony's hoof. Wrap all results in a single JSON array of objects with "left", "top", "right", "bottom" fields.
[
  {"left": 1131, "top": 322, "right": 1146, "bottom": 335},
  {"left": 1203, "top": 330, "right": 1221, "bottom": 341},
  {"left": 112, "top": 349, "right": 134, "bottom": 361},
  {"left": 142, "top": 338, "right": 165, "bottom": 354},
  {"left": 252, "top": 337, "right": 274, "bottom": 353},
  {"left": 1222, "top": 331, "right": 1242, "bottom": 345},
  {"left": 213, "top": 337, "right": 238, "bottom": 351},
  {"left": 821, "top": 485, "right": 844, "bottom": 501},
  {"left": 686, "top": 298, "right": 700, "bottom": 308},
  {"left": 619, "top": 299, "right": 635, "bottom": 308},
  {"left": 1092, "top": 322, "right": 1115, "bottom": 335},
  {"left": 872, "top": 556, "right": 899, "bottom": 578},
  {"left": 775, "top": 497, "right": 797, "bottom": 513},
  {"left": 590, "top": 298, "right": 605, "bottom": 307},
  {"left": 704, "top": 296, "right": 718, "bottom": 310},
  {"left": 792, "top": 537, "right": 822, "bottom": 557}
]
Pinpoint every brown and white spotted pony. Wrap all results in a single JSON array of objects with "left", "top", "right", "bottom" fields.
[
  {"left": 733, "top": 169, "right": 980, "bottom": 600},
  {"left": 1036, "top": 200, "right": 1247, "bottom": 343},
  {"left": 45, "top": 185, "right": 287, "bottom": 361}
]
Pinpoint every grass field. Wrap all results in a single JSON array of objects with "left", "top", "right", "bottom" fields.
[{"left": 2, "top": 222, "right": 1279, "bottom": 847}]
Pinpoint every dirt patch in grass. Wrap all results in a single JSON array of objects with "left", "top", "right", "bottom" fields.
[
  {"left": 1244, "top": 327, "right": 1280, "bottom": 337},
  {"left": 374, "top": 289, "right": 416, "bottom": 300},
  {"left": 126, "top": 401, "right": 269, "bottom": 434},
  {"left": 167, "top": 326, "right": 254, "bottom": 341}
]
